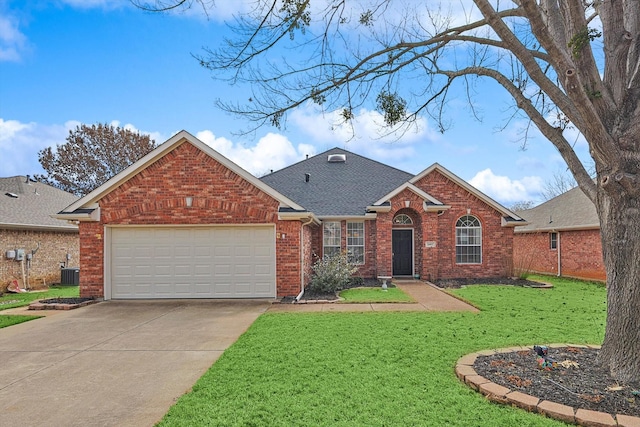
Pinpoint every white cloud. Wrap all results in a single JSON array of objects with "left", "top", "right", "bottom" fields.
[
  {"left": 196, "top": 130, "right": 314, "bottom": 176},
  {"left": 109, "top": 120, "right": 164, "bottom": 144},
  {"left": 0, "top": 14, "right": 27, "bottom": 61},
  {"left": 289, "top": 103, "right": 437, "bottom": 164},
  {"left": 469, "top": 168, "right": 543, "bottom": 204},
  {"left": 0, "top": 118, "right": 77, "bottom": 176}
]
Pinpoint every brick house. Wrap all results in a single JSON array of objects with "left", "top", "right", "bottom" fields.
[
  {"left": 56, "top": 131, "right": 526, "bottom": 300},
  {"left": 513, "top": 187, "right": 605, "bottom": 281},
  {"left": 1, "top": 176, "right": 79, "bottom": 291}
]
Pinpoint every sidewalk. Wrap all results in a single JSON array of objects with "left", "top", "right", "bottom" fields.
[{"left": 268, "top": 280, "right": 478, "bottom": 313}]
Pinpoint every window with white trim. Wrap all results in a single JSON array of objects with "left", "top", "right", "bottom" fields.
[
  {"left": 393, "top": 214, "right": 413, "bottom": 225},
  {"left": 346, "top": 222, "right": 365, "bottom": 264},
  {"left": 323, "top": 221, "right": 341, "bottom": 258},
  {"left": 455, "top": 215, "right": 482, "bottom": 264},
  {"left": 550, "top": 232, "right": 558, "bottom": 250}
]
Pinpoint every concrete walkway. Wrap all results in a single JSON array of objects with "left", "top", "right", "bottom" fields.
[
  {"left": 0, "top": 299, "right": 270, "bottom": 427},
  {"left": 268, "top": 280, "right": 478, "bottom": 313}
]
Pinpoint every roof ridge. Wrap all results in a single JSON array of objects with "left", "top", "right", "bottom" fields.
[{"left": 262, "top": 145, "right": 413, "bottom": 178}]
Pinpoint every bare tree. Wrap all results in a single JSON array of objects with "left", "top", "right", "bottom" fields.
[
  {"left": 509, "top": 200, "right": 536, "bottom": 211},
  {"left": 542, "top": 168, "right": 577, "bottom": 200},
  {"left": 38, "top": 123, "right": 156, "bottom": 196},
  {"left": 135, "top": 1, "right": 640, "bottom": 384}
]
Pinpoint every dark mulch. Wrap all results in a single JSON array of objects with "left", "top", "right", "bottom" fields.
[
  {"left": 435, "top": 277, "right": 545, "bottom": 289},
  {"left": 39, "top": 297, "right": 95, "bottom": 304},
  {"left": 474, "top": 346, "right": 640, "bottom": 418}
]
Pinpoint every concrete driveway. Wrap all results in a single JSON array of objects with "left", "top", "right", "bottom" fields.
[{"left": 0, "top": 299, "right": 270, "bottom": 427}]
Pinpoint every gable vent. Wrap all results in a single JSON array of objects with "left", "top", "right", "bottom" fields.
[{"left": 327, "top": 154, "right": 346, "bottom": 163}]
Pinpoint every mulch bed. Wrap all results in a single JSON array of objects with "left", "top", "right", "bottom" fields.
[
  {"left": 29, "top": 297, "right": 98, "bottom": 310},
  {"left": 474, "top": 346, "right": 640, "bottom": 418}
]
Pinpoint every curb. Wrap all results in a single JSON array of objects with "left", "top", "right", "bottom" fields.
[{"left": 456, "top": 345, "right": 640, "bottom": 427}]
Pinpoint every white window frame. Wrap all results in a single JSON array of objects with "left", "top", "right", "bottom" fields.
[
  {"left": 455, "top": 215, "right": 482, "bottom": 264},
  {"left": 323, "top": 221, "right": 341, "bottom": 258},
  {"left": 550, "top": 232, "right": 558, "bottom": 250},
  {"left": 346, "top": 222, "right": 365, "bottom": 265},
  {"left": 393, "top": 214, "right": 413, "bottom": 225}
]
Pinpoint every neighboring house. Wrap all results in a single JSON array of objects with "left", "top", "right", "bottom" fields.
[
  {"left": 513, "top": 186, "right": 605, "bottom": 281},
  {"left": 56, "top": 131, "right": 526, "bottom": 300},
  {"left": 0, "top": 176, "right": 79, "bottom": 291}
]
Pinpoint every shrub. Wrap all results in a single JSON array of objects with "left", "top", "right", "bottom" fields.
[{"left": 308, "top": 252, "right": 358, "bottom": 294}]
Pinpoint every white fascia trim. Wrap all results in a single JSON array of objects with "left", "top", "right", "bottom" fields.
[
  {"left": 319, "top": 214, "right": 377, "bottom": 221},
  {"left": 514, "top": 224, "right": 600, "bottom": 234},
  {"left": 366, "top": 205, "right": 391, "bottom": 213},
  {"left": 373, "top": 182, "right": 443, "bottom": 206},
  {"left": 60, "top": 130, "right": 306, "bottom": 213},
  {"left": 0, "top": 223, "right": 78, "bottom": 232},
  {"left": 278, "top": 212, "right": 321, "bottom": 224},
  {"left": 501, "top": 217, "right": 529, "bottom": 227},
  {"left": 410, "top": 163, "right": 524, "bottom": 221},
  {"left": 423, "top": 204, "right": 452, "bottom": 212},
  {"left": 52, "top": 207, "right": 100, "bottom": 222}
]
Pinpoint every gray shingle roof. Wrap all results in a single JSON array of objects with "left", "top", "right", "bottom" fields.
[
  {"left": 515, "top": 186, "right": 599, "bottom": 233},
  {"left": 0, "top": 176, "right": 79, "bottom": 231},
  {"left": 260, "top": 148, "right": 413, "bottom": 216}
]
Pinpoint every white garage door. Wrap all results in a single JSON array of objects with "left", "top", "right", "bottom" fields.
[{"left": 109, "top": 226, "right": 276, "bottom": 299}]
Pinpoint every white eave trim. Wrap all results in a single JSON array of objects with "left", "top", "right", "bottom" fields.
[
  {"left": 501, "top": 217, "right": 529, "bottom": 227},
  {"left": 514, "top": 223, "right": 600, "bottom": 233},
  {"left": 367, "top": 205, "right": 391, "bottom": 213},
  {"left": 59, "top": 130, "right": 305, "bottom": 214},
  {"left": 278, "top": 212, "right": 321, "bottom": 224},
  {"left": 52, "top": 207, "right": 101, "bottom": 222},
  {"left": 423, "top": 204, "right": 452, "bottom": 212},
  {"left": 373, "top": 182, "right": 444, "bottom": 206},
  {"left": 319, "top": 214, "right": 378, "bottom": 221},
  {"left": 0, "top": 222, "right": 78, "bottom": 232}
]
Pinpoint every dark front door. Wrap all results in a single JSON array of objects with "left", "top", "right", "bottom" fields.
[{"left": 392, "top": 229, "right": 413, "bottom": 276}]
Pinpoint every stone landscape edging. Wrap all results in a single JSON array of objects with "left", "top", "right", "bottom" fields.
[
  {"left": 456, "top": 345, "right": 640, "bottom": 427},
  {"left": 28, "top": 299, "right": 100, "bottom": 311}
]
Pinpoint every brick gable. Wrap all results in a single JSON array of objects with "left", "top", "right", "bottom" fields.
[{"left": 78, "top": 140, "right": 304, "bottom": 298}]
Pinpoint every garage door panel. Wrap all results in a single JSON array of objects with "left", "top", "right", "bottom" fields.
[{"left": 111, "top": 226, "right": 275, "bottom": 299}]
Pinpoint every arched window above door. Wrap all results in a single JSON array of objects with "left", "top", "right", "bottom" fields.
[{"left": 393, "top": 213, "right": 413, "bottom": 225}]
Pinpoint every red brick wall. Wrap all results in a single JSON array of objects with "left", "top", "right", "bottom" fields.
[
  {"left": 275, "top": 221, "right": 302, "bottom": 297},
  {"left": 413, "top": 170, "right": 514, "bottom": 280},
  {"left": 79, "top": 141, "right": 302, "bottom": 298},
  {"left": 0, "top": 229, "right": 79, "bottom": 291},
  {"left": 301, "top": 223, "right": 316, "bottom": 288},
  {"left": 79, "top": 222, "right": 104, "bottom": 298},
  {"left": 513, "top": 229, "right": 605, "bottom": 281}
]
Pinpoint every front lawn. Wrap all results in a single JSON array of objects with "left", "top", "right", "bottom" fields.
[
  {"left": 338, "top": 286, "right": 414, "bottom": 303},
  {"left": 0, "top": 285, "right": 79, "bottom": 311},
  {"left": 0, "top": 286, "right": 80, "bottom": 329},
  {"left": 159, "top": 275, "right": 606, "bottom": 426}
]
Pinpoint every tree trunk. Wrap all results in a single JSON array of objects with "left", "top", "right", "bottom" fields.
[{"left": 597, "top": 185, "right": 640, "bottom": 385}]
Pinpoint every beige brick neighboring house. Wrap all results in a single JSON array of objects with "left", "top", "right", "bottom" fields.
[
  {"left": 56, "top": 131, "right": 527, "bottom": 300},
  {"left": 0, "top": 176, "right": 79, "bottom": 291},
  {"left": 513, "top": 187, "right": 605, "bottom": 282}
]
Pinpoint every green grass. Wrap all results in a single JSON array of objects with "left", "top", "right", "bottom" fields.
[
  {"left": 159, "top": 275, "right": 606, "bottom": 426},
  {"left": 0, "top": 285, "right": 79, "bottom": 311},
  {"left": 338, "top": 286, "right": 414, "bottom": 303},
  {"left": 0, "top": 314, "right": 37, "bottom": 328},
  {"left": 0, "top": 285, "right": 80, "bottom": 329}
]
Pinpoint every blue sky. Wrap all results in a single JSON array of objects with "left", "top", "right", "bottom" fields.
[{"left": 0, "top": 1, "right": 592, "bottom": 206}]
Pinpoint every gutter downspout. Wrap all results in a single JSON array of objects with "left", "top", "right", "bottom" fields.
[
  {"left": 557, "top": 231, "right": 562, "bottom": 277},
  {"left": 296, "top": 217, "right": 315, "bottom": 302}
]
